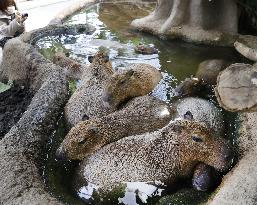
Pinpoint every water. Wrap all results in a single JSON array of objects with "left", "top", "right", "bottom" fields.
[
  {"left": 38, "top": 2, "right": 243, "bottom": 205},
  {"left": 37, "top": 2, "right": 244, "bottom": 102}
]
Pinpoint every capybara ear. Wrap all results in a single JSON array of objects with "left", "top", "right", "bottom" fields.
[
  {"left": 126, "top": 69, "right": 135, "bottom": 77},
  {"left": 103, "top": 55, "right": 109, "bottom": 63},
  {"left": 184, "top": 111, "right": 194, "bottom": 120},
  {"left": 88, "top": 55, "right": 94, "bottom": 63}
]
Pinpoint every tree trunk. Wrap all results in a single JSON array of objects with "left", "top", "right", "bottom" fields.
[{"left": 131, "top": 0, "right": 238, "bottom": 46}]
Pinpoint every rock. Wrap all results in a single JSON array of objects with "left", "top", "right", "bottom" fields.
[
  {"left": 237, "top": 112, "right": 257, "bottom": 158},
  {"left": 208, "top": 148, "right": 257, "bottom": 205},
  {"left": 56, "top": 95, "right": 172, "bottom": 160},
  {"left": 134, "top": 43, "right": 158, "bottom": 54},
  {"left": 215, "top": 63, "right": 257, "bottom": 112},
  {"left": 89, "top": 39, "right": 124, "bottom": 49},
  {"left": 234, "top": 35, "right": 257, "bottom": 62},
  {"left": 157, "top": 188, "right": 210, "bottom": 205},
  {"left": 196, "top": 59, "right": 230, "bottom": 85},
  {"left": 131, "top": 0, "right": 238, "bottom": 46},
  {"left": 74, "top": 115, "right": 233, "bottom": 197},
  {"left": 0, "top": 60, "right": 69, "bottom": 205}
]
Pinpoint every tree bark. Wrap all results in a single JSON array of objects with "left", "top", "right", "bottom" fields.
[{"left": 131, "top": 0, "right": 238, "bottom": 46}]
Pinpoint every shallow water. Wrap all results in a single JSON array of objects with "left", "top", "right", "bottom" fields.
[
  {"left": 38, "top": 2, "right": 242, "bottom": 205},
  {"left": 37, "top": 2, "right": 245, "bottom": 102}
]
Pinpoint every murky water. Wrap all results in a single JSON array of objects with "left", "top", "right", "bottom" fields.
[{"left": 38, "top": 2, "right": 242, "bottom": 205}]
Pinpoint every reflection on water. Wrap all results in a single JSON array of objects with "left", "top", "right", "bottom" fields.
[{"left": 39, "top": 2, "right": 242, "bottom": 205}]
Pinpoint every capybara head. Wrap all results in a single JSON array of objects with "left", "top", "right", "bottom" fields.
[
  {"left": 175, "top": 77, "right": 203, "bottom": 97},
  {"left": 87, "top": 51, "right": 113, "bottom": 76},
  {"left": 53, "top": 52, "right": 81, "bottom": 70},
  {"left": 56, "top": 120, "right": 106, "bottom": 161},
  {"left": 166, "top": 113, "right": 233, "bottom": 172},
  {"left": 103, "top": 64, "right": 162, "bottom": 108}
]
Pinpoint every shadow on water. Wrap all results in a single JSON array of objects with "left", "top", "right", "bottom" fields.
[{"left": 38, "top": 2, "right": 245, "bottom": 205}]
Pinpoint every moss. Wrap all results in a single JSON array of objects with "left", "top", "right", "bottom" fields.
[
  {"left": 157, "top": 188, "right": 210, "bottom": 205},
  {"left": 69, "top": 80, "right": 77, "bottom": 94}
]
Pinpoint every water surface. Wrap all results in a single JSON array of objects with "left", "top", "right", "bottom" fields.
[{"left": 38, "top": 2, "right": 242, "bottom": 205}]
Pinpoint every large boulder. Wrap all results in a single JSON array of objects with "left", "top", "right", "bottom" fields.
[{"left": 208, "top": 147, "right": 257, "bottom": 205}]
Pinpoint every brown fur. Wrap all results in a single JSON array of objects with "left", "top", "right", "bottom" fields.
[
  {"left": 103, "top": 63, "right": 162, "bottom": 108},
  {"left": 63, "top": 52, "right": 114, "bottom": 127},
  {"left": 53, "top": 52, "right": 84, "bottom": 80},
  {"left": 56, "top": 95, "right": 172, "bottom": 160},
  {"left": 74, "top": 118, "right": 233, "bottom": 192}
]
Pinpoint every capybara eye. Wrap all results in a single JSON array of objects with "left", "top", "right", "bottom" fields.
[
  {"left": 78, "top": 138, "right": 87, "bottom": 145},
  {"left": 119, "top": 79, "right": 126, "bottom": 85},
  {"left": 104, "top": 55, "right": 109, "bottom": 63},
  {"left": 192, "top": 136, "right": 203, "bottom": 142}
]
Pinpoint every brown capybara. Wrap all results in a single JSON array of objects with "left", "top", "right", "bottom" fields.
[
  {"left": 56, "top": 95, "right": 172, "bottom": 160},
  {"left": 64, "top": 51, "right": 114, "bottom": 127},
  {"left": 74, "top": 113, "right": 233, "bottom": 193},
  {"left": 53, "top": 52, "right": 85, "bottom": 80},
  {"left": 103, "top": 63, "right": 162, "bottom": 108},
  {"left": 55, "top": 52, "right": 162, "bottom": 127}
]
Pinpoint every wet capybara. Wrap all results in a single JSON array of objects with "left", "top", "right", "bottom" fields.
[
  {"left": 56, "top": 95, "right": 172, "bottom": 160},
  {"left": 103, "top": 63, "right": 162, "bottom": 108},
  {"left": 74, "top": 114, "right": 233, "bottom": 193},
  {"left": 64, "top": 52, "right": 114, "bottom": 127}
]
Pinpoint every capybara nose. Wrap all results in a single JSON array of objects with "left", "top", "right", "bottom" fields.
[{"left": 55, "top": 148, "right": 68, "bottom": 161}]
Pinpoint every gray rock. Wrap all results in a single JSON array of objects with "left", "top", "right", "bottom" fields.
[
  {"left": 0, "top": 68, "right": 68, "bottom": 205},
  {"left": 215, "top": 63, "right": 257, "bottom": 112}
]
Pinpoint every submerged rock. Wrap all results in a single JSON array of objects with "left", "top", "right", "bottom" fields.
[
  {"left": 157, "top": 188, "right": 210, "bottom": 205},
  {"left": 134, "top": 43, "right": 158, "bottom": 55}
]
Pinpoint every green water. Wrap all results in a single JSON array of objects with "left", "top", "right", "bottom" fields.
[
  {"left": 37, "top": 2, "right": 245, "bottom": 103},
  {"left": 38, "top": 2, "right": 243, "bottom": 205}
]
